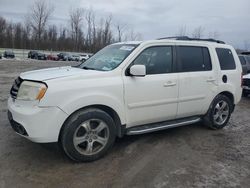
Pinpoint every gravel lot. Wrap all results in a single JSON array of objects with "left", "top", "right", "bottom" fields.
[{"left": 0, "top": 59, "right": 250, "bottom": 188}]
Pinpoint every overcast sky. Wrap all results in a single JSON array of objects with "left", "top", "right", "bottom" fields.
[{"left": 0, "top": 0, "right": 250, "bottom": 49}]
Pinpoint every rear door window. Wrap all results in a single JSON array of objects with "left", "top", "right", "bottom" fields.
[
  {"left": 216, "top": 48, "right": 236, "bottom": 70},
  {"left": 177, "top": 46, "right": 212, "bottom": 72}
]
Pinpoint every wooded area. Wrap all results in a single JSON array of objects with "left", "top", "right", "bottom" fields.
[{"left": 0, "top": 1, "right": 142, "bottom": 53}]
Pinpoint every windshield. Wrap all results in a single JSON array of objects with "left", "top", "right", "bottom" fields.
[{"left": 79, "top": 44, "right": 138, "bottom": 71}]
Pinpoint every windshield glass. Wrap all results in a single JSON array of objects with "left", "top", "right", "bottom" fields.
[{"left": 79, "top": 44, "right": 138, "bottom": 71}]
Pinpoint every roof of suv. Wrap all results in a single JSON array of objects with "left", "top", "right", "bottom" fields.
[{"left": 116, "top": 37, "right": 231, "bottom": 48}]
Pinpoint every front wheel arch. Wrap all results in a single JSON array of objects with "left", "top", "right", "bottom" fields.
[{"left": 58, "top": 105, "right": 123, "bottom": 143}]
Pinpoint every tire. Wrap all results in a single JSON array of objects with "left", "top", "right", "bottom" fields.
[
  {"left": 203, "top": 94, "right": 233, "bottom": 130},
  {"left": 60, "top": 108, "right": 116, "bottom": 162}
]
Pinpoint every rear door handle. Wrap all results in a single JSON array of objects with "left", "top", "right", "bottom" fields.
[
  {"left": 164, "top": 81, "right": 176, "bottom": 87},
  {"left": 207, "top": 78, "right": 216, "bottom": 82}
]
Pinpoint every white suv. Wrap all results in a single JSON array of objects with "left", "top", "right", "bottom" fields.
[{"left": 8, "top": 37, "right": 242, "bottom": 162}]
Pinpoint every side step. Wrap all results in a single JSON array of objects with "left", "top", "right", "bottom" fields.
[{"left": 126, "top": 117, "right": 201, "bottom": 135}]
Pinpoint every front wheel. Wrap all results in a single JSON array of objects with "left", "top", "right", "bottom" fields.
[
  {"left": 60, "top": 108, "right": 116, "bottom": 162},
  {"left": 203, "top": 95, "right": 233, "bottom": 130}
]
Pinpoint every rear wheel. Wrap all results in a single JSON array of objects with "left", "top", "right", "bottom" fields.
[
  {"left": 60, "top": 108, "right": 116, "bottom": 162},
  {"left": 203, "top": 95, "right": 233, "bottom": 129}
]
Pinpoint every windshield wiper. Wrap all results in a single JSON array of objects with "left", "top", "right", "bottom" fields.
[{"left": 82, "top": 66, "right": 97, "bottom": 70}]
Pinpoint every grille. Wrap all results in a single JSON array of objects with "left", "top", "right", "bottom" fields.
[
  {"left": 10, "top": 77, "right": 23, "bottom": 99},
  {"left": 243, "top": 78, "right": 250, "bottom": 87}
]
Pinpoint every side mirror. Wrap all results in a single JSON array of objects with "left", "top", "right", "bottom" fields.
[{"left": 129, "top": 65, "right": 146, "bottom": 77}]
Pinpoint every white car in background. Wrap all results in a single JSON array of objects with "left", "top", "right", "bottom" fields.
[{"left": 79, "top": 54, "right": 92, "bottom": 62}]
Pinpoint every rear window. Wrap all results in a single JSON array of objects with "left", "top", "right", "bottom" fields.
[
  {"left": 239, "top": 56, "right": 246, "bottom": 65},
  {"left": 216, "top": 48, "right": 236, "bottom": 70},
  {"left": 177, "top": 46, "right": 212, "bottom": 72}
]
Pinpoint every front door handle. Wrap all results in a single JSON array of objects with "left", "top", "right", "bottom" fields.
[{"left": 164, "top": 81, "right": 176, "bottom": 87}]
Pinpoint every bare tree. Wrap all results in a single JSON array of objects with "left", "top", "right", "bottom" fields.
[
  {"left": 85, "top": 9, "right": 95, "bottom": 49},
  {"left": 69, "top": 8, "right": 84, "bottom": 51},
  {"left": 13, "top": 23, "right": 23, "bottom": 49},
  {"left": 5, "top": 23, "right": 14, "bottom": 48},
  {"left": 192, "top": 26, "right": 205, "bottom": 39},
  {"left": 0, "top": 17, "right": 7, "bottom": 46},
  {"left": 208, "top": 31, "right": 220, "bottom": 39},
  {"left": 125, "top": 28, "right": 142, "bottom": 41},
  {"left": 29, "top": 0, "right": 54, "bottom": 48},
  {"left": 177, "top": 25, "right": 187, "bottom": 36},
  {"left": 102, "top": 15, "right": 113, "bottom": 46},
  {"left": 115, "top": 23, "right": 127, "bottom": 42}
]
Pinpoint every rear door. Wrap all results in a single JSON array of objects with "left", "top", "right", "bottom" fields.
[{"left": 176, "top": 45, "right": 218, "bottom": 118}]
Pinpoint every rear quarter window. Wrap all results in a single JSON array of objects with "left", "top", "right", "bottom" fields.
[
  {"left": 216, "top": 48, "right": 236, "bottom": 70},
  {"left": 246, "top": 56, "right": 250, "bottom": 64},
  {"left": 239, "top": 56, "right": 246, "bottom": 65}
]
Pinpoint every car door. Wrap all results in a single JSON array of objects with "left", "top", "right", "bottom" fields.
[
  {"left": 123, "top": 45, "right": 179, "bottom": 127},
  {"left": 176, "top": 45, "right": 218, "bottom": 118}
]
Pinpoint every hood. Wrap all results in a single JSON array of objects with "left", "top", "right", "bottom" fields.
[
  {"left": 20, "top": 66, "right": 98, "bottom": 81},
  {"left": 243, "top": 73, "right": 250, "bottom": 79}
]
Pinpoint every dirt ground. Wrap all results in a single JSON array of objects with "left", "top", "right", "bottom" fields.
[{"left": 0, "top": 59, "right": 250, "bottom": 188}]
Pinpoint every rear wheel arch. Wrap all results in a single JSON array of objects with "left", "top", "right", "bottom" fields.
[
  {"left": 219, "top": 91, "right": 234, "bottom": 105},
  {"left": 203, "top": 93, "right": 234, "bottom": 129},
  {"left": 206, "top": 91, "right": 235, "bottom": 114}
]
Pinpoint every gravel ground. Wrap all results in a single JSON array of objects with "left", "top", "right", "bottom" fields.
[{"left": 0, "top": 59, "right": 250, "bottom": 188}]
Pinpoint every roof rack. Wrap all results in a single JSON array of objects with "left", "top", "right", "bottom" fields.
[
  {"left": 158, "top": 36, "right": 225, "bottom": 44},
  {"left": 241, "top": 51, "right": 250, "bottom": 55}
]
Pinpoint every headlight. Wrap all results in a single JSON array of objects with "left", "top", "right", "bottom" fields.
[{"left": 17, "top": 81, "right": 47, "bottom": 101}]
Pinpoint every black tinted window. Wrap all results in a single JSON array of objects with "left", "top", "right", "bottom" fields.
[
  {"left": 239, "top": 56, "right": 246, "bottom": 65},
  {"left": 178, "top": 46, "right": 212, "bottom": 72},
  {"left": 246, "top": 56, "right": 250, "bottom": 64},
  {"left": 133, "top": 46, "right": 172, "bottom": 74},
  {"left": 216, "top": 48, "right": 236, "bottom": 70}
]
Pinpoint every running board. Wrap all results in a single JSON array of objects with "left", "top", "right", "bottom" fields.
[{"left": 126, "top": 117, "right": 201, "bottom": 135}]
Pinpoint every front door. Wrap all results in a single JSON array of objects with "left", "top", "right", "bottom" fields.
[{"left": 123, "top": 45, "right": 179, "bottom": 127}]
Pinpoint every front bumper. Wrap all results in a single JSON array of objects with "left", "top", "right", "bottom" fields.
[{"left": 7, "top": 97, "right": 68, "bottom": 143}]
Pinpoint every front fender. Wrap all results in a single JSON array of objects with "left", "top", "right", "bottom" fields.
[{"left": 57, "top": 93, "right": 126, "bottom": 125}]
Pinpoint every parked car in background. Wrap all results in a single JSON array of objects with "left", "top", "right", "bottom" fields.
[
  {"left": 238, "top": 55, "right": 250, "bottom": 74},
  {"left": 63, "top": 54, "right": 74, "bottom": 61},
  {"left": 28, "top": 51, "right": 38, "bottom": 59},
  {"left": 72, "top": 54, "right": 80, "bottom": 61},
  {"left": 36, "top": 52, "right": 47, "bottom": 60},
  {"left": 4, "top": 50, "right": 15, "bottom": 59},
  {"left": 57, "top": 53, "right": 69, "bottom": 61},
  {"left": 0, "top": 53, "right": 2, "bottom": 59},
  {"left": 79, "top": 54, "right": 92, "bottom": 62},
  {"left": 47, "top": 54, "right": 59, "bottom": 61},
  {"left": 242, "top": 73, "right": 250, "bottom": 97}
]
